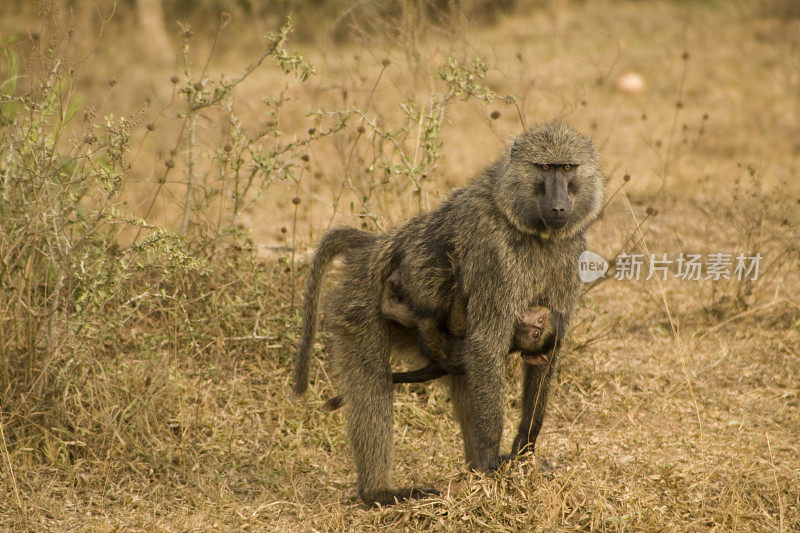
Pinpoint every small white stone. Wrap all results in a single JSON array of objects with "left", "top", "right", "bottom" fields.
[{"left": 616, "top": 72, "right": 646, "bottom": 94}]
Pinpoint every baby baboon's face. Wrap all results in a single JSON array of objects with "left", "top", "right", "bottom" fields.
[
  {"left": 514, "top": 307, "right": 549, "bottom": 347},
  {"left": 514, "top": 306, "right": 560, "bottom": 366}
]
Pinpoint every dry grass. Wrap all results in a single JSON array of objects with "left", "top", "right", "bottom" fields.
[{"left": 1, "top": 1, "right": 799, "bottom": 530}]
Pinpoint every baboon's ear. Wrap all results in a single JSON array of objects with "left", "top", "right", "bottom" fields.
[{"left": 501, "top": 141, "right": 519, "bottom": 174}]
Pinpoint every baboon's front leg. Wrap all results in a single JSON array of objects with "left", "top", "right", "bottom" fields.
[
  {"left": 463, "top": 342, "right": 506, "bottom": 472},
  {"left": 511, "top": 356, "right": 556, "bottom": 457}
]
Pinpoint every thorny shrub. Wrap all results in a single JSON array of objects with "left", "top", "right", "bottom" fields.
[{"left": 0, "top": 16, "right": 509, "bottom": 466}]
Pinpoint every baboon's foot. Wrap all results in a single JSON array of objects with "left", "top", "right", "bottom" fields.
[
  {"left": 360, "top": 487, "right": 441, "bottom": 506},
  {"left": 325, "top": 396, "right": 342, "bottom": 410}
]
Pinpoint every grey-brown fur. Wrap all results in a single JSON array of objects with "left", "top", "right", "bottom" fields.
[
  {"left": 293, "top": 121, "right": 604, "bottom": 506},
  {"left": 379, "top": 282, "right": 564, "bottom": 378},
  {"left": 293, "top": 225, "right": 376, "bottom": 395},
  {"left": 380, "top": 270, "right": 464, "bottom": 375},
  {"left": 325, "top": 301, "right": 564, "bottom": 409}
]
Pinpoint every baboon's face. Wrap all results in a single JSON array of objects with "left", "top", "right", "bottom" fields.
[
  {"left": 496, "top": 121, "right": 604, "bottom": 238},
  {"left": 535, "top": 163, "right": 575, "bottom": 229}
]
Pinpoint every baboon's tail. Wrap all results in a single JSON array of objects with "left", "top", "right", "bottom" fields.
[{"left": 293, "top": 226, "right": 375, "bottom": 395}]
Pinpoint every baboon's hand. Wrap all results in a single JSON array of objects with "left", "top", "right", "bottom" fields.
[
  {"left": 496, "top": 453, "right": 519, "bottom": 468},
  {"left": 360, "top": 487, "right": 441, "bottom": 506},
  {"left": 520, "top": 351, "right": 548, "bottom": 365}
]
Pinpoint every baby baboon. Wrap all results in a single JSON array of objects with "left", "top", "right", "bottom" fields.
[
  {"left": 513, "top": 306, "right": 564, "bottom": 366},
  {"left": 381, "top": 274, "right": 565, "bottom": 379},
  {"left": 379, "top": 270, "right": 465, "bottom": 376},
  {"left": 294, "top": 121, "right": 604, "bottom": 506},
  {"left": 325, "top": 295, "right": 564, "bottom": 410}
]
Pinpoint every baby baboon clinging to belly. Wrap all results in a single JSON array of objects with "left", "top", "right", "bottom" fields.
[
  {"left": 325, "top": 273, "right": 564, "bottom": 410},
  {"left": 380, "top": 271, "right": 564, "bottom": 379}
]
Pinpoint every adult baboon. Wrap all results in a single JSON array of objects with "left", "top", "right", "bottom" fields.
[{"left": 294, "top": 121, "right": 604, "bottom": 506}]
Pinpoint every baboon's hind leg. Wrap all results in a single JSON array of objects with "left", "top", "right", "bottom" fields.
[{"left": 333, "top": 319, "right": 439, "bottom": 506}]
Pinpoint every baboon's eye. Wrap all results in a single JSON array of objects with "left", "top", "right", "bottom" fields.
[
  {"left": 563, "top": 164, "right": 573, "bottom": 171},
  {"left": 532, "top": 330, "right": 540, "bottom": 338},
  {"left": 541, "top": 164, "right": 551, "bottom": 171},
  {"left": 537, "top": 316, "right": 544, "bottom": 324}
]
